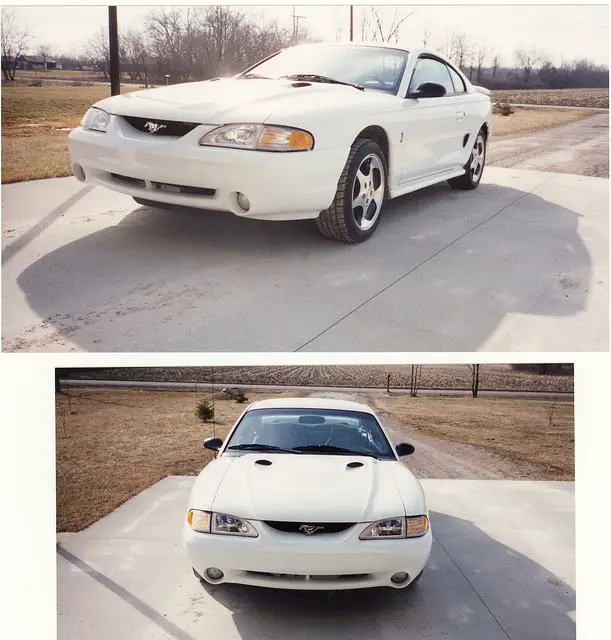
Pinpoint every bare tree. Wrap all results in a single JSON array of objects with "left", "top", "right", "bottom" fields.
[
  {"left": 83, "top": 28, "right": 110, "bottom": 79},
  {"left": 450, "top": 32, "right": 473, "bottom": 71},
  {"left": 370, "top": 7, "right": 413, "bottom": 43},
  {"left": 475, "top": 45, "right": 486, "bottom": 83},
  {"left": 515, "top": 46, "right": 542, "bottom": 84},
  {"left": 1, "top": 9, "right": 32, "bottom": 81},
  {"left": 121, "top": 29, "right": 149, "bottom": 83},
  {"left": 491, "top": 52, "right": 501, "bottom": 77},
  {"left": 410, "top": 365, "right": 422, "bottom": 397}
]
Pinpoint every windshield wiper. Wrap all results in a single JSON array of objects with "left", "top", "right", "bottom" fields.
[
  {"left": 238, "top": 73, "right": 272, "bottom": 80},
  {"left": 227, "top": 443, "right": 298, "bottom": 453},
  {"left": 293, "top": 444, "right": 378, "bottom": 458},
  {"left": 281, "top": 74, "right": 364, "bottom": 91}
]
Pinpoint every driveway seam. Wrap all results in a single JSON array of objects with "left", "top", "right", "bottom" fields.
[
  {"left": 295, "top": 174, "right": 556, "bottom": 351},
  {"left": 433, "top": 533, "right": 513, "bottom": 640}
]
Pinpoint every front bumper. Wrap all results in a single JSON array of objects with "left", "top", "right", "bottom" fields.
[
  {"left": 68, "top": 118, "right": 348, "bottom": 221},
  {"left": 183, "top": 520, "right": 432, "bottom": 590}
]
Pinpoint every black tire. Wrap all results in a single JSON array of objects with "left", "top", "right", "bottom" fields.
[
  {"left": 316, "top": 138, "right": 387, "bottom": 243},
  {"left": 448, "top": 128, "right": 487, "bottom": 190}
]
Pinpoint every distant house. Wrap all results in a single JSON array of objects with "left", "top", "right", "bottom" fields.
[{"left": 2, "top": 54, "right": 59, "bottom": 71}]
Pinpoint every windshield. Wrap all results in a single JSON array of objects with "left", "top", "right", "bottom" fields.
[
  {"left": 243, "top": 44, "right": 409, "bottom": 94},
  {"left": 225, "top": 408, "right": 396, "bottom": 460}
]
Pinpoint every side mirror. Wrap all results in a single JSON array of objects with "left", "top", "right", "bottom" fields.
[
  {"left": 407, "top": 82, "right": 447, "bottom": 99},
  {"left": 395, "top": 442, "right": 415, "bottom": 457},
  {"left": 203, "top": 437, "right": 223, "bottom": 451}
]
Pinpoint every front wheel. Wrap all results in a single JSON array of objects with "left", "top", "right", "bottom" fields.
[
  {"left": 316, "top": 138, "right": 387, "bottom": 243},
  {"left": 448, "top": 130, "right": 487, "bottom": 190}
]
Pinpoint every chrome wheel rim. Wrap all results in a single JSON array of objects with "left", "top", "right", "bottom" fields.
[
  {"left": 470, "top": 134, "right": 486, "bottom": 182},
  {"left": 352, "top": 153, "right": 385, "bottom": 231}
]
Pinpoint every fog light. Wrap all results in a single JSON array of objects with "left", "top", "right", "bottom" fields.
[
  {"left": 205, "top": 567, "right": 224, "bottom": 580},
  {"left": 237, "top": 192, "right": 250, "bottom": 212},
  {"left": 73, "top": 163, "right": 86, "bottom": 182},
  {"left": 391, "top": 571, "right": 409, "bottom": 585}
]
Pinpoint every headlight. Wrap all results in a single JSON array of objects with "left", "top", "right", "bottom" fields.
[
  {"left": 81, "top": 107, "right": 111, "bottom": 132},
  {"left": 187, "top": 510, "right": 258, "bottom": 537},
  {"left": 199, "top": 124, "right": 314, "bottom": 151},
  {"left": 359, "top": 515, "right": 428, "bottom": 539}
]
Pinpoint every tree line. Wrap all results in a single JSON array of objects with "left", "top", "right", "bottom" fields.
[{"left": 2, "top": 6, "right": 608, "bottom": 89}]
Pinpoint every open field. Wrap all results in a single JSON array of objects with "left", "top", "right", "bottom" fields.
[
  {"left": 371, "top": 394, "right": 574, "bottom": 481},
  {"left": 492, "top": 87, "right": 608, "bottom": 108},
  {"left": 62, "top": 364, "right": 574, "bottom": 393},
  {"left": 2, "top": 82, "right": 605, "bottom": 182},
  {"left": 15, "top": 69, "right": 108, "bottom": 83},
  {"left": 56, "top": 387, "right": 574, "bottom": 532}
]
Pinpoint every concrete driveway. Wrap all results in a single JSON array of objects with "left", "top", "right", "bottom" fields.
[
  {"left": 57, "top": 477, "right": 575, "bottom": 640},
  {"left": 3, "top": 166, "right": 608, "bottom": 351}
]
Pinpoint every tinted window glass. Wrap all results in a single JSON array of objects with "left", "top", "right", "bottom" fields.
[
  {"left": 448, "top": 65, "right": 466, "bottom": 93},
  {"left": 409, "top": 57, "right": 453, "bottom": 95}
]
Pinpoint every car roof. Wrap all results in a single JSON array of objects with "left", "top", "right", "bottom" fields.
[{"left": 246, "top": 396, "right": 376, "bottom": 414}]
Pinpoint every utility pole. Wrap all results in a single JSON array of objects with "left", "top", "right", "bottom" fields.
[
  {"left": 350, "top": 5, "right": 354, "bottom": 41},
  {"left": 291, "top": 6, "right": 306, "bottom": 42},
  {"left": 108, "top": 6, "right": 120, "bottom": 96}
]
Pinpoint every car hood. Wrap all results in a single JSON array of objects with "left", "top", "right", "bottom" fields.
[
  {"left": 189, "top": 453, "right": 426, "bottom": 522},
  {"left": 95, "top": 78, "right": 397, "bottom": 125}
]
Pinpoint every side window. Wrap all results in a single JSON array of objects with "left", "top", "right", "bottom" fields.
[
  {"left": 408, "top": 57, "right": 454, "bottom": 96},
  {"left": 448, "top": 65, "right": 467, "bottom": 93}
]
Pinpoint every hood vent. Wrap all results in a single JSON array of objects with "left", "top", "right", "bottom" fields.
[
  {"left": 291, "top": 81, "right": 312, "bottom": 88},
  {"left": 346, "top": 461, "right": 364, "bottom": 469},
  {"left": 255, "top": 459, "right": 272, "bottom": 466}
]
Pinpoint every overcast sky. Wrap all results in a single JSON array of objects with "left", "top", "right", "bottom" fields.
[{"left": 6, "top": 4, "right": 609, "bottom": 67}]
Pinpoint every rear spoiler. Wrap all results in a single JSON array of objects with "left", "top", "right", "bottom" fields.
[{"left": 473, "top": 85, "right": 491, "bottom": 97}]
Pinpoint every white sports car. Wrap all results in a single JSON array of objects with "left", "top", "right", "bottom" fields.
[
  {"left": 183, "top": 397, "right": 432, "bottom": 591},
  {"left": 68, "top": 42, "right": 491, "bottom": 242}
]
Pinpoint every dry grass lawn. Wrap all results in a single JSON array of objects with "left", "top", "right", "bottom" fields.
[
  {"left": 375, "top": 395, "right": 574, "bottom": 480},
  {"left": 56, "top": 388, "right": 574, "bottom": 533},
  {"left": 492, "top": 107, "right": 597, "bottom": 136},
  {"left": 1, "top": 84, "right": 136, "bottom": 183},
  {"left": 56, "top": 388, "right": 299, "bottom": 532}
]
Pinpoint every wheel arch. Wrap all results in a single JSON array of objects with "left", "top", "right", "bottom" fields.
[{"left": 354, "top": 125, "right": 391, "bottom": 198}]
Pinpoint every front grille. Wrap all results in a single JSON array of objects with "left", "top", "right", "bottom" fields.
[
  {"left": 111, "top": 173, "right": 146, "bottom": 188},
  {"left": 123, "top": 116, "right": 200, "bottom": 137},
  {"left": 264, "top": 521, "right": 354, "bottom": 535},
  {"left": 151, "top": 181, "right": 215, "bottom": 196},
  {"left": 246, "top": 571, "right": 370, "bottom": 582},
  {"left": 109, "top": 173, "right": 215, "bottom": 197}
]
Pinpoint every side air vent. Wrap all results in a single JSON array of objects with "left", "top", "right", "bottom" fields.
[
  {"left": 346, "top": 461, "right": 364, "bottom": 469},
  {"left": 255, "top": 459, "right": 272, "bottom": 466},
  {"left": 291, "top": 82, "right": 312, "bottom": 88}
]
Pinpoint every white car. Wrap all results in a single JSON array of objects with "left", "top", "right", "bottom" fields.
[
  {"left": 68, "top": 42, "right": 491, "bottom": 243},
  {"left": 183, "top": 397, "right": 432, "bottom": 591}
]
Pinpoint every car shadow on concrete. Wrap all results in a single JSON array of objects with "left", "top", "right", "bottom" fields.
[
  {"left": 11, "top": 181, "right": 593, "bottom": 351},
  {"left": 191, "top": 511, "right": 575, "bottom": 640}
]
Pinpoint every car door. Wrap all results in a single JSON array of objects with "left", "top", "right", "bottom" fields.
[{"left": 398, "top": 56, "right": 464, "bottom": 184}]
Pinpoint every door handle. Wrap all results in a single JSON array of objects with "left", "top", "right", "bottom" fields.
[{"left": 456, "top": 111, "right": 466, "bottom": 120}]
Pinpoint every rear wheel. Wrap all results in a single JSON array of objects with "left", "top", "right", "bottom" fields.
[
  {"left": 316, "top": 138, "right": 387, "bottom": 243},
  {"left": 448, "top": 129, "right": 487, "bottom": 190}
]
